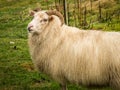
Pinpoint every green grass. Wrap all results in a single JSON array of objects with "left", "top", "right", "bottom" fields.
[
  {"left": 0, "top": 0, "right": 60, "bottom": 90},
  {"left": 0, "top": 0, "right": 119, "bottom": 90}
]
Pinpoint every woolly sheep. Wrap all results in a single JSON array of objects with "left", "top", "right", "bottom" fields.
[{"left": 27, "top": 9, "right": 120, "bottom": 90}]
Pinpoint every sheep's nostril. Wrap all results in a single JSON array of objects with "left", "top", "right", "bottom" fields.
[{"left": 28, "top": 25, "right": 33, "bottom": 31}]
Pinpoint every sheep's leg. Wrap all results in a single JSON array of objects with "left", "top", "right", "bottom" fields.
[{"left": 60, "top": 84, "right": 67, "bottom": 90}]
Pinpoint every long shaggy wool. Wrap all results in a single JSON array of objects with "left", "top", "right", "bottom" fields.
[{"left": 28, "top": 10, "right": 120, "bottom": 90}]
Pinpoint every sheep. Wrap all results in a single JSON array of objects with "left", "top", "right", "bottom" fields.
[{"left": 27, "top": 9, "right": 120, "bottom": 90}]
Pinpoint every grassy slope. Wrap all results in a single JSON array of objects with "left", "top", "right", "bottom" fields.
[
  {"left": 0, "top": 0, "right": 118, "bottom": 90},
  {"left": 0, "top": 0, "right": 59, "bottom": 90}
]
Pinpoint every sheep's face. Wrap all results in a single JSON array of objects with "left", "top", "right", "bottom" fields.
[{"left": 27, "top": 11, "right": 51, "bottom": 33}]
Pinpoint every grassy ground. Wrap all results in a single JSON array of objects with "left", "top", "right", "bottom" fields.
[
  {"left": 0, "top": 0, "right": 61, "bottom": 90},
  {"left": 0, "top": 0, "right": 119, "bottom": 90}
]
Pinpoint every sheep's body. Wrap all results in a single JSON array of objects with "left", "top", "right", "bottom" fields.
[{"left": 28, "top": 10, "right": 120, "bottom": 90}]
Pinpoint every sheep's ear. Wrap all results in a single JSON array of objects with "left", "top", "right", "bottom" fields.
[{"left": 29, "top": 10, "right": 36, "bottom": 16}]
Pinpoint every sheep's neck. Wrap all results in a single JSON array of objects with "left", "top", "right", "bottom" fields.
[{"left": 28, "top": 26, "right": 62, "bottom": 69}]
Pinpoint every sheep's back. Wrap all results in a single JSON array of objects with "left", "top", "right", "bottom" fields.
[
  {"left": 54, "top": 30, "right": 120, "bottom": 86},
  {"left": 29, "top": 28, "right": 120, "bottom": 86}
]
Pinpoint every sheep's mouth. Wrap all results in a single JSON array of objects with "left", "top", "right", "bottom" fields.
[
  {"left": 28, "top": 29, "right": 34, "bottom": 33},
  {"left": 27, "top": 29, "right": 34, "bottom": 33},
  {"left": 27, "top": 25, "right": 34, "bottom": 32}
]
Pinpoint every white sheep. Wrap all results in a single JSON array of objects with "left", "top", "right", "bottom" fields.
[{"left": 27, "top": 9, "right": 120, "bottom": 90}]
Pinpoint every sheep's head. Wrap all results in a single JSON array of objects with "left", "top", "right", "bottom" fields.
[{"left": 27, "top": 9, "right": 64, "bottom": 33}]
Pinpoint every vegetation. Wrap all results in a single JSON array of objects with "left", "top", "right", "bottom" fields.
[
  {"left": 55, "top": 0, "right": 120, "bottom": 30},
  {"left": 0, "top": 0, "right": 119, "bottom": 90}
]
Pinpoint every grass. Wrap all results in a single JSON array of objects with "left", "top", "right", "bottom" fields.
[
  {"left": 0, "top": 0, "right": 60, "bottom": 90},
  {"left": 0, "top": 0, "right": 119, "bottom": 90},
  {"left": 67, "top": 0, "right": 120, "bottom": 31}
]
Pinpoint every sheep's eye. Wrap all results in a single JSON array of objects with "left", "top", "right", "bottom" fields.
[
  {"left": 43, "top": 19, "right": 48, "bottom": 22},
  {"left": 40, "top": 19, "right": 48, "bottom": 23}
]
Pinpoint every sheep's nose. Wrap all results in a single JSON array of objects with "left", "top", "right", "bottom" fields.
[{"left": 27, "top": 25, "right": 33, "bottom": 32}]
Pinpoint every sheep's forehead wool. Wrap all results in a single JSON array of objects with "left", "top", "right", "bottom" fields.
[{"left": 35, "top": 11, "right": 48, "bottom": 19}]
